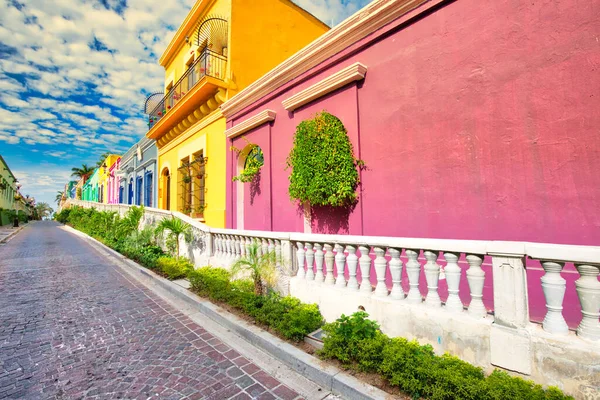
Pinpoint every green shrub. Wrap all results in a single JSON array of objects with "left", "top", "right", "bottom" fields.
[
  {"left": 54, "top": 208, "right": 71, "bottom": 223},
  {"left": 157, "top": 256, "right": 194, "bottom": 280},
  {"left": 322, "top": 311, "right": 573, "bottom": 400},
  {"left": 188, "top": 267, "right": 231, "bottom": 301}
]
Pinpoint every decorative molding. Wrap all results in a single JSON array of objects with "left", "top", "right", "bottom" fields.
[
  {"left": 225, "top": 110, "right": 276, "bottom": 139},
  {"left": 220, "top": 0, "right": 429, "bottom": 118},
  {"left": 159, "top": 109, "right": 223, "bottom": 154},
  {"left": 282, "top": 63, "right": 366, "bottom": 112}
]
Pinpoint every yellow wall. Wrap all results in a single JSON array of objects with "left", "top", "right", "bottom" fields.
[
  {"left": 163, "top": 0, "right": 232, "bottom": 91},
  {"left": 230, "top": 0, "right": 329, "bottom": 91},
  {"left": 98, "top": 155, "right": 120, "bottom": 203},
  {"left": 158, "top": 114, "right": 226, "bottom": 227}
]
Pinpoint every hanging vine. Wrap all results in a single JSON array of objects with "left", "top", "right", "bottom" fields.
[
  {"left": 231, "top": 141, "right": 264, "bottom": 183},
  {"left": 286, "top": 111, "right": 364, "bottom": 207}
]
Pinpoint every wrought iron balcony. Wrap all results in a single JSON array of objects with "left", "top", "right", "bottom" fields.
[{"left": 145, "top": 48, "right": 227, "bottom": 129}]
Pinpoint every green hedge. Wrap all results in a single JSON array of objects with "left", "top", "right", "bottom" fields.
[
  {"left": 188, "top": 266, "right": 323, "bottom": 341},
  {"left": 320, "top": 312, "right": 572, "bottom": 400}
]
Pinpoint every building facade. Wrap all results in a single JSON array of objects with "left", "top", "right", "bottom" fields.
[
  {"left": 145, "top": 0, "right": 329, "bottom": 226},
  {"left": 97, "top": 155, "right": 120, "bottom": 204},
  {"left": 107, "top": 158, "right": 121, "bottom": 204},
  {"left": 0, "top": 155, "right": 22, "bottom": 225},
  {"left": 222, "top": 0, "right": 600, "bottom": 246},
  {"left": 82, "top": 168, "right": 99, "bottom": 202},
  {"left": 117, "top": 137, "right": 158, "bottom": 207}
]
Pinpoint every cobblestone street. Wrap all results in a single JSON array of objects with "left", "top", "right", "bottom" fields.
[{"left": 0, "top": 222, "right": 306, "bottom": 400}]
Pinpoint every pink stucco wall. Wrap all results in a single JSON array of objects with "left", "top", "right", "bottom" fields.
[
  {"left": 225, "top": 0, "right": 599, "bottom": 326},
  {"left": 107, "top": 159, "right": 121, "bottom": 205}
]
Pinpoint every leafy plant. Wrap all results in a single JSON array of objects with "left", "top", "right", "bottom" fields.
[
  {"left": 155, "top": 216, "right": 193, "bottom": 258},
  {"left": 157, "top": 256, "right": 194, "bottom": 280},
  {"left": 188, "top": 266, "right": 231, "bottom": 301},
  {"left": 230, "top": 240, "right": 277, "bottom": 296},
  {"left": 232, "top": 145, "right": 264, "bottom": 183},
  {"left": 286, "top": 111, "right": 363, "bottom": 207},
  {"left": 116, "top": 206, "right": 144, "bottom": 239}
]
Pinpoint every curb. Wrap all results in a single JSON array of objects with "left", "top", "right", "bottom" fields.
[
  {"left": 64, "top": 225, "right": 391, "bottom": 400},
  {"left": 0, "top": 223, "right": 27, "bottom": 244}
]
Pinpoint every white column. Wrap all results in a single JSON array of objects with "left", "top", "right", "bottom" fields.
[
  {"left": 314, "top": 244, "right": 325, "bottom": 283},
  {"left": 466, "top": 254, "right": 486, "bottom": 318},
  {"left": 334, "top": 244, "right": 347, "bottom": 288},
  {"left": 295, "top": 242, "right": 305, "bottom": 279},
  {"left": 389, "top": 248, "right": 404, "bottom": 300},
  {"left": 358, "top": 245, "right": 372, "bottom": 293},
  {"left": 324, "top": 244, "right": 335, "bottom": 285},
  {"left": 575, "top": 264, "right": 600, "bottom": 341},
  {"left": 541, "top": 261, "right": 569, "bottom": 335},
  {"left": 373, "top": 247, "right": 388, "bottom": 297},
  {"left": 346, "top": 245, "right": 359, "bottom": 291},
  {"left": 305, "top": 242, "right": 315, "bottom": 281},
  {"left": 444, "top": 252, "right": 463, "bottom": 312},
  {"left": 424, "top": 251, "right": 441, "bottom": 307},
  {"left": 405, "top": 249, "right": 422, "bottom": 303},
  {"left": 214, "top": 234, "right": 221, "bottom": 258}
]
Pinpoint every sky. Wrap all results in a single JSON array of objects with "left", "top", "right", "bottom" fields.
[{"left": 0, "top": 0, "right": 372, "bottom": 209}]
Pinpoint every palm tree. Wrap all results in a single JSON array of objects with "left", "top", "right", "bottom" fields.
[
  {"left": 71, "top": 164, "right": 94, "bottom": 181},
  {"left": 55, "top": 191, "right": 64, "bottom": 205},
  {"left": 155, "top": 217, "right": 193, "bottom": 258},
  {"left": 35, "top": 202, "right": 53, "bottom": 219},
  {"left": 116, "top": 206, "right": 144, "bottom": 238},
  {"left": 96, "top": 152, "right": 112, "bottom": 168},
  {"left": 231, "top": 241, "right": 277, "bottom": 296}
]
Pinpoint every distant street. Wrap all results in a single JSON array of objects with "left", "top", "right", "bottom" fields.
[{"left": 0, "top": 222, "right": 304, "bottom": 400}]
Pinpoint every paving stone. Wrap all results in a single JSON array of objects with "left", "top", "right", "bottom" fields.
[{"left": 0, "top": 222, "right": 303, "bottom": 400}]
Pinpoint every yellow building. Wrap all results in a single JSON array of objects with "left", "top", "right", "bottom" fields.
[
  {"left": 145, "top": 0, "right": 329, "bottom": 227},
  {"left": 97, "top": 155, "right": 120, "bottom": 204}
]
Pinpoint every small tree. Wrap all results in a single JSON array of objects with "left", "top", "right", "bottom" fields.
[
  {"left": 231, "top": 241, "right": 277, "bottom": 296},
  {"left": 155, "top": 217, "right": 192, "bottom": 259}
]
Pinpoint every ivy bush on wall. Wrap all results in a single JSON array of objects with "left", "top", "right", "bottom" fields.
[
  {"left": 231, "top": 142, "right": 264, "bottom": 183},
  {"left": 286, "top": 111, "right": 363, "bottom": 207}
]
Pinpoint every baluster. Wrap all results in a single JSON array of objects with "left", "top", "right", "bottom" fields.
[
  {"left": 574, "top": 264, "right": 600, "bottom": 341},
  {"left": 540, "top": 261, "right": 569, "bottom": 334},
  {"left": 214, "top": 234, "right": 221, "bottom": 258},
  {"left": 261, "top": 238, "right": 268, "bottom": 257},
  {"left": 239, "top": 236, "right": 246, "bottom": 259},
  {"left": 466, "top": 254, "right": 486, "bottom": 318},
  {"left": 295, "top": 242, "right": 306, "bottom": 279},
  {"left": 405, "top": 249, "right": 422, "bottom": 303},
  {"left": 274, "top": 240, "right": 282, "bottom": 272},
  {"left": 268, "top": 238, "right": 275, "bottom": 256},
  {"left": 314, "top": 244, "right": 325, "bottom": 283},
  {"left": 225, "top": 235, "right": 232, "bottom": 260},
  {"left": 359, "top": 246, "right": 372, "bottom": 293},
  {"left": 346, "top": 245, "right": 359, "bottom": 291},
  {"left": 334, "top": 244, "right": 347, "bottom": 288},
  {"left": 256, "top": 238, "right": 262, "bottom": 257},
  {"left": 305, "top": 243, "right": 315, "bottom": 280},
  {"left": 444, "top": 252, "right": 463, "bottom": 312},
  {"left": 373, "top": 247, "right": 388, "bottom": 297},
  {"left": 245, "top": 237, "right": 252, "bottom": 257},
  {"left": 324, "top": 244, "right": 335, "bottom": 285},
  {"left": 389, "top": 248, "right": 404, "bottom": 300},
  {"left": 236, "top": 236, "right": 243, "bottom": 260},
  {"left": 424, "top": 251, "right": 441, "bottom": 307}
]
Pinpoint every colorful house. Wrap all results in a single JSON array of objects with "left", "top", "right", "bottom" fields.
[
  {"left": 222, "top": 0, "right": 600, "bottom": 246},
  {"left": 74, "top": 177, "right": 85, "bottom": 200},
  {"left": 144, "top": 0, "right": 329, "bottom": 226},
  {"left": 0, "top": 155, "right": 21, "bottom": 225},
  {"left": 97, "top": 155, "right": 120, "bottom": 204},
  {"left": 82, "top": 168, "right": 99, "bottom": 202},
  {"left": 107, "top": 158, "right": 121, "bottom": 204},
  {"left": 117, "top": 137, "right": 158, "bottom": 207}
]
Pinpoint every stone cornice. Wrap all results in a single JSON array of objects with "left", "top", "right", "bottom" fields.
[
  {"left": 220, "top": 0, "right": 429, "bottom": 118},
  {"left": 225, "top": 110, "right": 276, "bottom": 139},
  {"left": 282, "top": 63, "right": 366, "bottom": 112}
]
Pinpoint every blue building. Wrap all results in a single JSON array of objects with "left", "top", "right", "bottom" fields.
[{"left": 117, "top": 136, "right": 158, "bottom": 207}]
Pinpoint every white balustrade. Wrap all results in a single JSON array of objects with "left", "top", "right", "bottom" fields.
[
  {"left": 574, "top": 264, "right": 600, "bottom": 341},
  {"left": 314, "top": 244, "right": 325, "bottom": 283},
  {"left": 405, "top": 249, "right": 421, "bottom": 303},
  {"left": 346, "top": 245, "right": 359, "bottom": 291},
  {"left": 541, "top": 261, "right": 568, "bottom": 335},
  {"left": 466, "top": 254, "right": 486, "bottom": 318},
  {"left": 373, "top": 247, "right": 388, "bottom": 297},
  {"left": 324, "top": 244, "right": 335, "bottom": 285},
  {"left": 358, "top": 245, "right": 372, "bottom": 293},
  {"left": 424, "top": 251, "right": 441, "bottom": 307},
  {"left": 295, "top": 242, "right": 305, "bottom": 278},
  {"left": 389, "top": 248, "right": 404, "bottom": 300},
  {"left": 334, "top": 244, "right": 347, "bottom": 288},
  {"left": 444, "top": 252, "right": 463, "bottom": 312},
  {"left": 305, "top": 243, "right": 315, "bottom": 281}
]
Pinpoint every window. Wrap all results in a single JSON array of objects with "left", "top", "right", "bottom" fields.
[
  {"left": 136, "top": 177, "right": 143, "bottom": 206},
  {"left": 144, "top": 172, "right": 153, "bottom": 207},
  {"left": 177, "top": 157, "right": 192, "bottom": 214},
  {"left": 190, "top": 151, "right": 206, "bottom": 217}
]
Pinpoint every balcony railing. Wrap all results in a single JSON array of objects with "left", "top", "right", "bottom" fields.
[{"left": 147, "top": 48, "right": 227, "bottom": 129}]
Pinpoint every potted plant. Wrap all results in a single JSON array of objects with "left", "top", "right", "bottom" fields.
[
  {"left": 182, "top": 175, "right": 192, "bottom": 184},
  {"left": 191, "top": 204, "right": 205, "bottom": 219}
]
